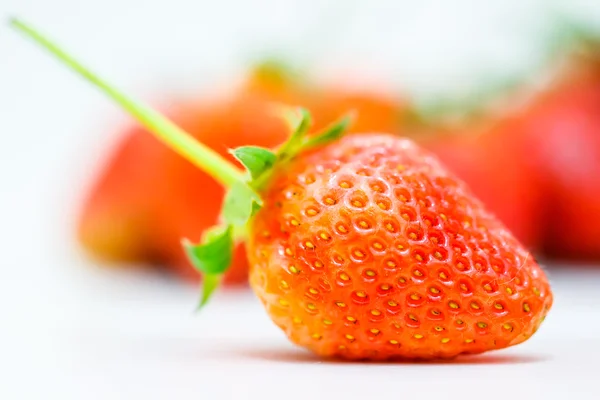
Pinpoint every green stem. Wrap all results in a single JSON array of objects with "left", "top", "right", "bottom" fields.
[{"left": 10, "top": 17, "right": 245, "bottom": 189}]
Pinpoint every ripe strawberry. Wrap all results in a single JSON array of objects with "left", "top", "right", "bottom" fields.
[
  {"left": 13, "top": 19, "right": 553, "bottom": 360},
  {"left": 77, "top": 60, "right": 407, "bottom": 282},
  {"left": 514, "top": 42, "right": 600, "bottom": 259},
  {"left": 247, "top": 133, "right": 551, "bottom": 359}
]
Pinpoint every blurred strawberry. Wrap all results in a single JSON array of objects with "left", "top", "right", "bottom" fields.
[
  {"left": 515, "top": 43, "right": 600, "bottom": 259},
  {"left": 78, "top": 61, "right": 409, "bottom": 282}
]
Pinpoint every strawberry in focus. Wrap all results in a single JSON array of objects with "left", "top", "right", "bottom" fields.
[
  {"left": 13, "top": 19, "right": 553, "bottom": 360},
  {"left": 248, "top": 133, "right": 551, "bottom": 359}
]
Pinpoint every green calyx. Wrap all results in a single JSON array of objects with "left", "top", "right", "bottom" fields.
[
  {"left": 10, "top": 17, "right": 353, "bottom": 307},
  {"left": 183, "top": 108, "right": 352, "bottom": 306}
]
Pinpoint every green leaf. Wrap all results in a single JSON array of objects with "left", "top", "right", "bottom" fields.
[
  {"left": 222, "top": 181, "right": 262, "bottom": 226},
  {"left": 231, "top": 146, "right": 277, "bottom": 180},
  {"left": 272, "top": 106, "right": 312, "bottom": 160},
  {"left": 303, "top": 112, "right": 355, "bottom": 150},
  {"left": 182, "top": 225, "right": 233, "bottom": 275},
  {"left": 197, "top": 273, "right": 222, "bottom": 308}
]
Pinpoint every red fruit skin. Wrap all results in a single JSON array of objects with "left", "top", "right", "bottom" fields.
[
  {"left": 248, "top": 134, "right": 552, "bottom": 360},
  {"left": 77, "top": 124, "right": 166, "bottom": 264},
  {"left": 78, "top": 70, "right": 408, "bottom": 282},
  {"left": 516, "top": 54, "right": 600, "bottom": 259},
  {"left": 419, "top": 122, "right": 542, "bottom": 251}
]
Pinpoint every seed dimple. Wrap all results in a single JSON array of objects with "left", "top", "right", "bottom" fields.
[
  {"left": 290, "top": 218, "right": 300, "bottom": 227},
  {"left": 285, "top": 247, "right": 293, "bottom": 256},
  {"left": 371, "top": 309, "right": 382, "bottom": 316},
  {"left": 336, "top": 223, "right": 349, "bottom": 234},
  {"left": 353, "top": 249, "right": 366, "bottom": 259},
  {"left": 388, "top": 300, "right": 398, "bottom": 307},
  {"left": 379, "top": 284, "right": 391, "bottom": 292},
  {"left": 339, "top": 272, "right": 350, "bottom": 281},
  {"left": 305, "top": 241, "right": 315, "bottom": 249},
  {"left": 448, "top": 301, "right": 460, "bottom": 309},
  {"left": 323, "top": 319, "right": 333, "bottom": 325},
  {"left": 306, "top": 303, "right": 316, "bottom": 311},
  {"left": 477, "top": 322, "right": 488, "bottom": 329},
  {"left": 441, "top": 338, "right": 450, "bottom": 343},
  {"left": 414, "top": 334, "right": 424, "bottom": 339},
  {"left": 412, "top": 267, "right": 425, "bottom": 278},
  {"left": 289, "top": 266, "right": 300, "bottom": 274},
  {"left": 346, "top": 316, "right": 357, "bottom": 323},
  {"left": 470, "top": 301, "right": 481, "bottom": 310},
  {"left": 429, "top": 286, "right": 440, "bottom": 294},
  {"left": 332, "top": 254, "right": 345, "bottom": 264},
  {"left": 280, "top": 280, "right": 289, "bottom": 289},
  {"left": 378, "top": 201, "right": 389, "bottom": 210},
  {"left": 308, "top": 288, "right": 319, "bottom": 295},
  {"left": 523, "top": 303, "right": 531, "bottom": 313},
  {"left": 503, "top": 323, "right": 514, "bottom": 332},
  {"left": 319, "top": 232, "right": 331, "bottom": 241},
  {"left": 506, "top": 287, "right": 514, "bottom": 295},
  {"left": 389, "top": 339, "right": 399, "bottom": 345},
  {"left": 335, "top": 301, "right": 347, "bottom": 308},
  {"left": 494, "top": 302, "right": 504, "bottom": 310},
  {"left": 339, "top": 181, "right": 352, "bottom": 189},
  {"left": 365, "top": 269, "right": 376, "bottom": 277},
  {"left": 370, "top": 328, "right": 380, "bottom": 335},
  {"left": 345, "top": 334, "right": 355, "bottom": 342},
  {"left": 373, "top": 239, "right": 385, "bottom": 249},
  {"left": 357, "top": 219, "right": 372, "bottom": 229},
  {"left": 324, "top": 196, "right": 336, "bottom": 205},
  {"left": 312, "top": 333, "right": 322, "bottom": 340},
  {"left": 313, "top": 260, "right": 324, "bottom": 269},
  {"left": 386, "top": 260, "right": 397, "bottom": 269},
  {"left": 305, "top": 207, "right": 319, "bottom": 216},
  {"left": 434, "top": 326, "right": 444, "bottom": 332}
]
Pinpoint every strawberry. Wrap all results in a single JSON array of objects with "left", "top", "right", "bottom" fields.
[
  {"left": 247, "top": 133, "right": 551, "bottom": 359},
  {"left": 77, "top": 59, "right": 407, "bottom": 282},
  {"left": 514, "top": 42, "right": 600, "bottom": 259},
  {"left": 13, "top": 19, "right": 553, "bottom": 359}
]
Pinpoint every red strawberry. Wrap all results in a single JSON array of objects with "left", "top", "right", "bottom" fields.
[
  {"left": 248, "top": 133, "right": 551, "bottom": 359},
  {"left": 514, "top": 43, "right": 600, "bottom": 259},
  {"left": 14, "top": 19, "right": 552, "bottom": 359}
]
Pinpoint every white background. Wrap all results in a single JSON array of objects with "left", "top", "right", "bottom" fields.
[{"left": 2, "top": 1, "right": 600, "bottom": 399}]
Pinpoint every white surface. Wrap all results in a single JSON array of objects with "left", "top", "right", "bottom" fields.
[
  {"left": 4, "top": 265, "right": 600, "bottom": 399},
  {"left": 2, "top": 1, "right": 600, "bottom": 399}
]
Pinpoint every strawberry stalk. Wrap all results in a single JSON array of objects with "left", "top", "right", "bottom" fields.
[{"left": 10, "top": 17, "right": 352, "bottom": 306}]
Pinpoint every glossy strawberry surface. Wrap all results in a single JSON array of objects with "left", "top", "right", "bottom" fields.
[{"left": 248, "top": 134, "right": 552, "bottom": 360}]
